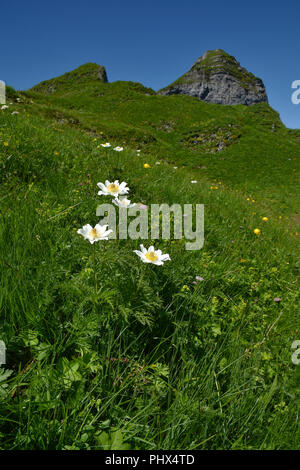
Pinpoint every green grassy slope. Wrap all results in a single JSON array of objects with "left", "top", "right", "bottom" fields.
[{"left": 0, "top": 71, "right": 299, "bottom": 450}]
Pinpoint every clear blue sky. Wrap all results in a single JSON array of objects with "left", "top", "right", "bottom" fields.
[{"left": 1, "top": 0, "right": 299, "bottom": 128}]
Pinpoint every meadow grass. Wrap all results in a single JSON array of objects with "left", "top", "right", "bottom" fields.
[{"left": 0, "top": 80, "right": 299, "bottom": 449}]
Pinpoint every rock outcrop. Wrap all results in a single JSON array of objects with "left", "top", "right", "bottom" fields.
[{"left": 159, "top": 49, "right": 268, "bottom": 106}]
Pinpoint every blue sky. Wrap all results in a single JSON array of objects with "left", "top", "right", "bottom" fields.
[{"left": 1, "top": 0, "right": 299, "bottom": 128}]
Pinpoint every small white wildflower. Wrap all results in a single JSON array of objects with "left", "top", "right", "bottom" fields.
[
  {"left": 112, "top": 197, "right": 136, "bottom": 208},
  {"left": 134, "top": 244, "right": 171, "bottom": 266},
  {"left": 97, "top": 180, "right": 129, "bottom": 197},
  {"left": 77, "top": 224, "right": 113, "bottom": 244}
]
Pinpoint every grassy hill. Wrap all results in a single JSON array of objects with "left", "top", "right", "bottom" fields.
[{"left": 0, "top": 65, "right": 299, "bottom": 450}]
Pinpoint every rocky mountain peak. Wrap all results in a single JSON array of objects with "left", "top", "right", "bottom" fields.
[{"left": 159, "top": 49, "right": 268, "bottom": 106}]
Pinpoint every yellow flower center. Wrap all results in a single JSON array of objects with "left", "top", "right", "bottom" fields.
[
  {"left": 107, "top": 183, "right": 119, "bottom": 193},
  {"left": 145, "top": 251, "right": 158, "bottom": 262},
  {"left": 89, "top": 228, "right": 98, "bottom": 239}
]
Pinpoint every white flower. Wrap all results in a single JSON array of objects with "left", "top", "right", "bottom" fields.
[
  {"left": 97, "top": 180, "right": 129, "bottom": 197},
  {"left": 1, "top": 105, "right": 8, "bottom": 110},
  {"left": 113, "top": 146, "right": 123, "bottom": 152},
  {"left": 191, "top": 180, "right": 197, "bottom": 184},
  {"left": 112, "top": 197, "right": 136, "bottom": 208},
  {"left": 155, "top": 161, "right": 161, "bottom": 165},
  {"left": 77, "top": 223, "right": 113, "bottom": 244},
  {"left": 173, "top": 166, "right": 178, "bottom": 169},
  {"left": 134, "top": 244, "right": 171, "bottom": 265},
  {"left": 11, "top": 111, "right": 19, "bottom": 115},
  {"left": 101, "top": 143, "right": 111, "bottom": 148}
]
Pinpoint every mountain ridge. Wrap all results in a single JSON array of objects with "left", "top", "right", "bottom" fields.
[{"left": 30, "top": 63, "right": 108, "bottom": 95}]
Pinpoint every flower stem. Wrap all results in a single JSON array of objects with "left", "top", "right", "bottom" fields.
[
  {"left": 136, "top": 266, "right": 146, "bottom": 292},
  {"left": 93, "top": 243, "right": 98, "bottom": 296}
]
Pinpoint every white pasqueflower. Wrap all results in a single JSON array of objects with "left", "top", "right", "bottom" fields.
[
  {"left": 1, "top": 105, "right": 8, "bottom": 110},
  {"left": 101, "top": 143, "right": 111, "bottom": 148},
  {"left": 97, "top": 180, "right": 129, "bottom": 197},
  {"left": 77, "top": 224, "right": 113, "bottom": 244},
  {"left": 113, "top": 146, "right": 123, "bottom": 152},
  {"left": 112, "top": 197, "right": 136, "bottom": 208},
  {"left": 134, "top": 245, "right": 171, "bottom": 265}
]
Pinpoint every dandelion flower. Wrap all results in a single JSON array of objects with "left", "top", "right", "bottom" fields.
[
  {"left": 262, "top": 217, "right": 268, "bottom": 222},
  {"left": 97, "top": 180, "right": 129, "bottom": 197},
  {"left": 134, "top": 244, "right": 171, "bottom": 265},
  {"left": 101, "top": 143, "right": 111, "bottom": 148},
  {"left": 112, "top": 197, "right": 136, "bottom": 208},
  {"left": 253, "top": 228, "right": 261, "bottom": 235},
  {"left": 240, "top": 258, "right": 246, "bottom": 263},
  {"left": 113, "top": 146, "right": 123, "bottom": 152},
  {"left": 3, "top": 142, "right": 8, "bottom": 147},
  {"left": 144, "top": 163, "right": 151, "bottom": 169},
  {"left": 77, "top": 224, "right": 113, "bottom": 244}
]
